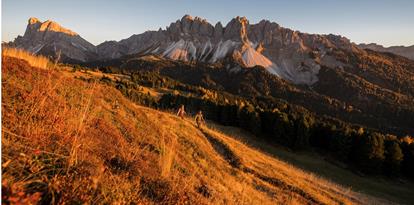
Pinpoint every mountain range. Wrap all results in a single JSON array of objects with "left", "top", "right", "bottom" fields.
[
  {"left": 7, "top": 15, "right": 414, "bottom": 136},
  {"left": 358, "top": 43, "right": 414, "bottom": 60},
  {"left": 9, "top": 16, "right": 414, "bottom": 84},
  {"left": 10, "top": 15, "right": 363, "bottom": 85}
]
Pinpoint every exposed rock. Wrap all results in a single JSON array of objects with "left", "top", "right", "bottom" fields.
[
  {"left": 214, "top": 22, "right": 224, "bottom": 40},
  {"left": 38, "top": 20, "right": 78, "bottom": 36},
  {"left": 256, "top": 42, "right": 264, "bottom": 54},
  {"left": 11, "top": 17, "right": 97, "bottom": 62},
  {"left": 28, "top": 17, "right": 40, "bottom": 25},
  {"left": 223, "top": 16, "right": 249, "bottom": 42}
]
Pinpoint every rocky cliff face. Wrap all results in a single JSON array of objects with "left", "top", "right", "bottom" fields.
[
  {"left": 11, "top": 17, "right": 97, "bottom": 62},
  {"left": 358, "top": 43, "right": 414, "bottom": 60},
  {"left": 95, "top": 15, "right": 363, "bottom": 85}
]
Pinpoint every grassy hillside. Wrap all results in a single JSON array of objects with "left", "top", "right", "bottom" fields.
[{"left": 0, "top": 51, "right": 398, "bottom": 204}]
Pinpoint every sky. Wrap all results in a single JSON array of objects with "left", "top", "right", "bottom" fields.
[{"left": 2, "top": 0, "right": 414, "bottom": 47}]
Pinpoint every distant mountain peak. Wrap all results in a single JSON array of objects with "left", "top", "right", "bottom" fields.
[
  {"left": 234, "top": 16, "right": 249, "bottom": 23},
  {"left": 26, "top": 17, "right": 78, "bottom": 36},
  {"left": 181, "top": 14, "right": 193, "bottom": 21},
  {"left": 10, "top": 17, "right": 96, "bottom": 62},
  {"left": 358, "top": 42, "right": 414, "bottom": 60},
  {"left": 180, "top": 14, "right": 208, "bottom": 23},
  {"left": 28, "top": 17, "right": 40, "bottom": 25}
]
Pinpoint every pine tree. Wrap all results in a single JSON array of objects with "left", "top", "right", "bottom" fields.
[
  {"left": 384, "top": 139, "right": 403, "bottom": 176},
  {"left": 400, "top": 139, "right": 414, "bottom": 178},
  {"left": 353, "top": 132, "right": 385, "bottom": 173}
]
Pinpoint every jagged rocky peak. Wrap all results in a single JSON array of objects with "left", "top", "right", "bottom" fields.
[
  {"left": 181, "top": 14, "right": 208, "bottom": 23},
  {"left": 166, "top": 14, "right": 215, "bottom": 38},
  {"left": 181, "top": 14, "right": 193, "bottom": 21},
  {"left": 39, "top": 20, "right": 78, "bottom": 36},
  {"left": 210, "top": 21, "right": 222, "bottom": 40},
  {"left": 224, "top": 16, "right": 250, "bottom": 42},
  {"left": 25, "top": 17, "right": 78, "bottom": 36},
  {"left": 28, "top": 17, "right": 40, "bottom": 25},
  {"left": 324, "top": 34, "right": 355, "bottom": 51},
  {"left": 98, "top": 14, "right": 341, "bottom": 85},
  {"left": 11, "top": 17, "right": 97, "bottom": 62}
]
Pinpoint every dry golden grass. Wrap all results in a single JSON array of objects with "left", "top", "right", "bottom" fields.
[
  {"left": 208, "top": 123, "right": 414, "bottom": 205},
  {"left": 1, "top": 55, "right": 392, "bottom": 204},
  {"left": 159, "top": 134, "right": 177, "bottom": 178},
  {"left": 201, "top": 127, "right": 362, "bottom": 205},
  {"left": 2, "top": 47, "right": 51, "bottom": 69}
]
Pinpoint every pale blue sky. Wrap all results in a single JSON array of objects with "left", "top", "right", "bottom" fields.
[{"left": 2, "top": 0, "right": 414, "bottom": 47}]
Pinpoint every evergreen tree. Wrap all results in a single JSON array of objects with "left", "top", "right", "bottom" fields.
[
  {"left": 272, "top": 111, "right": 293, "bottom": 147},
  {"left": 352, "top": 132, "right": 385, "bottom": 173},
  {"left": 238, "top": 104, "right": 261, "bottom": 135},
  {"left": 400, "top": 139, "right": 414, "bottom": 178},
  {"left": 384, "top": 139, "right": 403, "bottom": 176},
  {"left": 293, "top": 114, "right": 314, "bottom": 149}
]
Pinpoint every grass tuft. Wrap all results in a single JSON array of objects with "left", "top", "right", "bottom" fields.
[{"left": 2, "top": 47, "right": 51, "bottom": 69}]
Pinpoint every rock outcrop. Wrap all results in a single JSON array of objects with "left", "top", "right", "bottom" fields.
[{"left": 11, "top": 17, "right": 97, "bottom": 62}]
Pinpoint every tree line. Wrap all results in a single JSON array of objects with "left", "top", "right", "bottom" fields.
[{"left": 100, "top": 71, "right": 414, "bottom": 178}]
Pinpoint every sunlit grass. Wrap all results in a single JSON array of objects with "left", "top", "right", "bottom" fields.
[
  {"left": 2, "top": 47, "right": 50, "bottom": 69},
  {"left": 1, "top": 56, "right": 396, "bottom": 204}
]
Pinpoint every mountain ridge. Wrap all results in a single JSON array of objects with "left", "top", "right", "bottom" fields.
[
  {"left": 10, "top": 15, "right": 363, "bottom": 85},
  {"left": 94, "top": 14, "right": 359, "bottom": 85},
  {"left": 358, "top": 43, "right": 414, "bottom": 60},
  {"left": 26, "top": 17, "right": 78, "bottom": 36}
]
